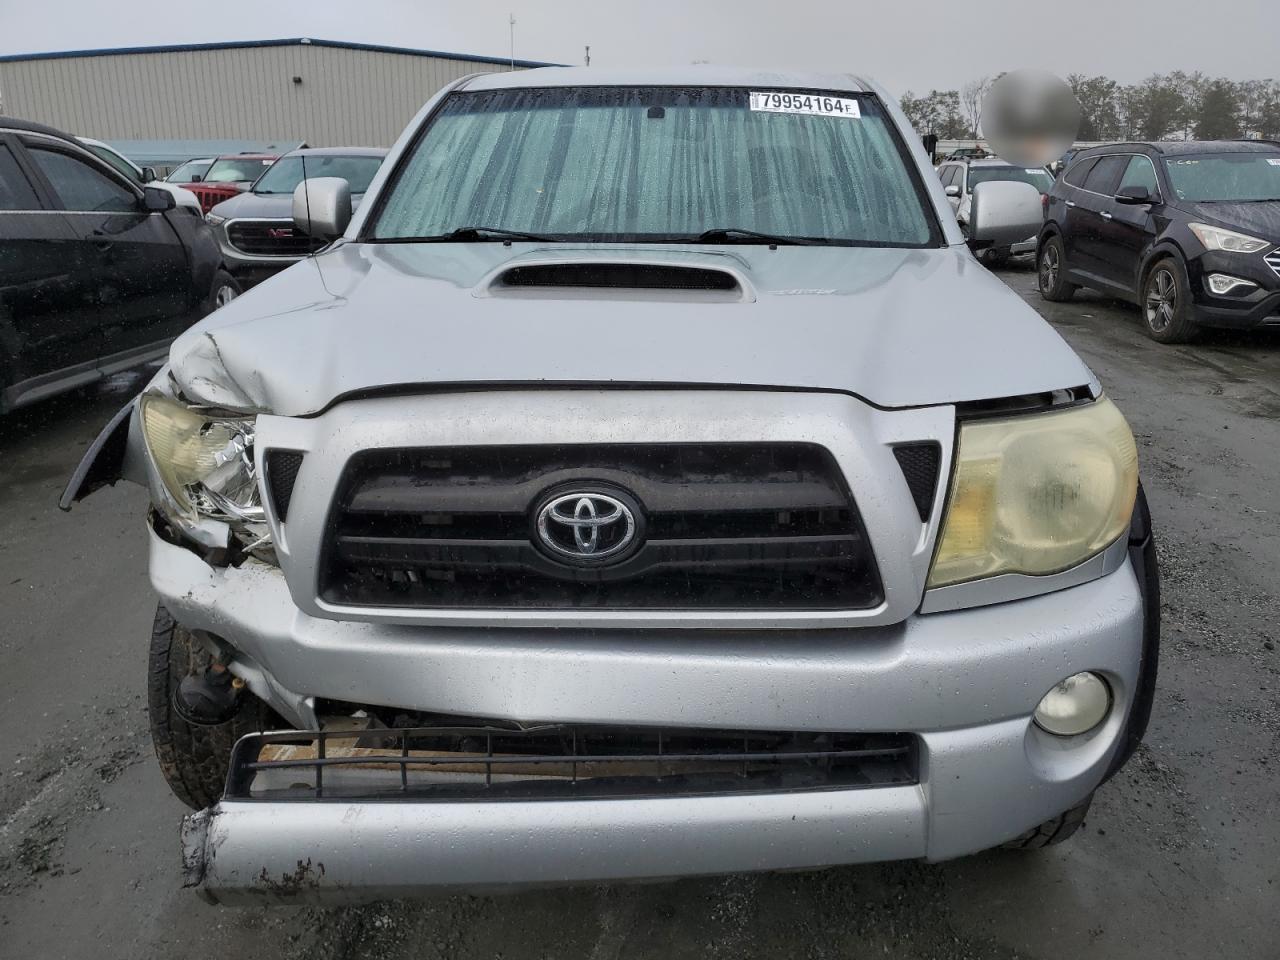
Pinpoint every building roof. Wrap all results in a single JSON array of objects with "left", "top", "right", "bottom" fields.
[
  {"left": 0, "top": 36, "right": 559, "bottom": 69},
  {"left": 462, "top": 66, "right": 872, "bottom": 92}
]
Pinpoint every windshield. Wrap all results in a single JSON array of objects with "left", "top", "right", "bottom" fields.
[
  {"left": 253, "top": 154, "right": 384, "bottom": 195},
  {"left": 204, "top": 157, "right": 275, "bottom": 183},
  {"left": 1164, "top": 152, "right": 1280, "bottom": 202},
  {"left": 372, "top": 86, "right": 937, "bottom": 246},
  {"left": 966, "top": 165, "right": 1054, "bottom": 192},
  {"left": 84, "top": 143, "right": 141, "bottom": 183},
  {"left": 167, "top": 159, "right": 212, "bottom": 182}
]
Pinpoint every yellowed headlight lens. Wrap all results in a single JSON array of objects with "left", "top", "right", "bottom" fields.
[
  {"left": 927, "top": 397, "right": 1138, "bottom": 589},
  {"left": 138, "top": 393, "right": 256, "bottom": 519}
]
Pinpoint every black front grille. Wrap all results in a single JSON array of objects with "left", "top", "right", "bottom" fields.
[
  {"left": 226, "top": 220, "right": 327, "bottom": 257},
  {"left": 320, "top": 443, "right": 882, "bottom": 610},
  {"left": 225, "top": 723, "right": 918, "bottom": 802}
]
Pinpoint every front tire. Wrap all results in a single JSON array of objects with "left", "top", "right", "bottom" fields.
[
  {"left": 1002, "top": 794, "right": 1093, "bottom": 849},
  {"left": 1142, "top": 257, "right": 1199, "bottom": 344},
  {"left": 1037, "top": 234, "right": 1077, "bottom": 301},
  {"left": 147, "top": 605, "right": 272, "bottom": 810}
]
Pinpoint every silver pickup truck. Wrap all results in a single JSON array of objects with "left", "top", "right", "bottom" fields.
[{"left": 64, "top": 66, "right": 1159, "bottom": 905}]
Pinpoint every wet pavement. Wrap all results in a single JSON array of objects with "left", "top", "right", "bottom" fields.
[{"left": 0, "top": 265, "right": 1277, "bottom": 959}]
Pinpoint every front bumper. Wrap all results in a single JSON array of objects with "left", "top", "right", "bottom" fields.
[
  {"left": 1186, "top": 251, "right": 1280, "bottom": 329},
  {"left": 156, "top": 525, "right": 1150, "bottom": 903}
]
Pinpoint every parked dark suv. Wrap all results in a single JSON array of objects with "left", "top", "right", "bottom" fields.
[
  {"left": 1038, "top": 140, "right": 1280, "bottom": 343},
  {"left": 0, "top": 118, "right": 237, "bottom": 412}
]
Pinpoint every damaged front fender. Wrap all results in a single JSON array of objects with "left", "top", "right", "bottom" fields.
[{"left": 58, "top": 400, "right": 148, "bottom": 509}]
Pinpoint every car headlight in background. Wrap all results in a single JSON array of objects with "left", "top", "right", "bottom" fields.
[
  {"left": 139, "top": 393, "right": 273, "bottom": 559},
  {"left": 1187, "top": 222, "right": 1270, "bottom": 254},
  {"left": 205, "top": 213, "right": 226, "bottom": 226},
  {"left": 927, "top": 397, "right": 1138, "bottom": 589}
]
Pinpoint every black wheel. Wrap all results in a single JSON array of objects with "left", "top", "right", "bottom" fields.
[
  {"left": 981, "top": 247, "right": 1012, "bottom": 268},
  {"left": 147, "top": 605, "right": 273, "bottom": 810},
  {"left": 210, "top": 269, "right": 240, "bottom": 312},
  {"left": 1002, "top": 794, "right": 1092, "bottom": 849},
  {"left": 1037, "top": 234, "right": 1077, "bottom": 301},
  {"left": 1142, "top": 257, "right": 1199, "bottom": 344}
]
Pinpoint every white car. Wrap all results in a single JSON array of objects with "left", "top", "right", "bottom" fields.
[
  {"left": 937, "top": 157, "right": 1055, "bottom": 263},
  {"left": 77, "top": 136, "right": 203, "bottom": 214}
]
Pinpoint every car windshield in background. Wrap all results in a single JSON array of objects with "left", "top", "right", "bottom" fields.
[
  {"left": 1164, "top": 153, "right": 1280, "bottom": 202},
  {"left": 967, "top": 165, "right": 1054, "bottom": 192},
  {"left": 204, "top": 157, "right": 274, "bottom": 183},
  {"left": 253, "top": 155, "right": 384, "bottom": 195},
  {"left": 167, "top": 159, "right": 212, "bottom": 182},
  {"left": 372, "top": 86, "right": 937, "bottom": 246},
  {"left": 84, "top": 144, "right": 141, "bottom": 183}
]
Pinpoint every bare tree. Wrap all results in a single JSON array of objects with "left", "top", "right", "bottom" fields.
[{"left": 960, "top": 76, "right": 991, "bottom": 138}]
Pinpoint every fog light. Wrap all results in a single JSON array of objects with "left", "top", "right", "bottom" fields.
[
  {"left": 1206, "top": 273, "right": 1256, "bottom": 296},
  {"left": 1033, "top": 672, "right": 1111, "bottom": 736}
]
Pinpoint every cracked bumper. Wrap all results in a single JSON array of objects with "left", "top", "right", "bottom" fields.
[{"left": 156, "top": 523, "right": 1150, "bottom": 903}]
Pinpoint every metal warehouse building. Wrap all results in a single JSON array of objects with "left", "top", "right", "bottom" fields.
[{"left": 0, "top": 37, "right": 555, "bottom": 146}]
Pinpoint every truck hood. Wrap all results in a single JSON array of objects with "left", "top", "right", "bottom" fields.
[
  {"left": 169, "top": 242, "right": 1095, "bottom": 416},
  {"left": 210, "top": 190, "right": 370, "bottom": 220}
]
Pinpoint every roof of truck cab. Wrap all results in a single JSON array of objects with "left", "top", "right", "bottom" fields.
[{"left": 461, "top": 66, "right": 872, "bottom": 93}]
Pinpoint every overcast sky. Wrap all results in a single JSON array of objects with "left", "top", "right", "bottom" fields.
[{"left": 0, "top": 0, "right": 1275, "bottom": 95}]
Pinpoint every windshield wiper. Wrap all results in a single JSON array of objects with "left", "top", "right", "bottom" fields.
[
  {"left": 687, "top": 228, "right": 829, "bottom": 246},
  {"left": 371, "top": 226, "right": 557, "bottom": 243}
]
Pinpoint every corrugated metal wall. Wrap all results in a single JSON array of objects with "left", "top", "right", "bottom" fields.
[{"left": 0, "top": 44, "right": 518, "bottom": 146}]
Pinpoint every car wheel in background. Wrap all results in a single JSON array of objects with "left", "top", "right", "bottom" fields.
[
  {"left": 1142, "top": 257, "right": 1199, "bottom": 344},
  {"left": 1037, "top": 235, "right": 1076, "bottom": 302},
  {"left": 212, "top": 269, "right": 240, "bottom": 311},
  {"left": 981, "top": 247, "right": 1012, "bottom": 268}
]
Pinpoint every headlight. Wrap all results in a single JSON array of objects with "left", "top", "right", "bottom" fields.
[
  {"left": 927, "top": 397, "right": 1138, "bottom": 589},
  {"left": 205, "top": 213, "right": 226, "bottom": 226},
  {"left": 138, "top": 393, "right": 262, "bottom": 524},
  {"left": 1187, "top": 222, "right": 1270, "bottom": 254}
]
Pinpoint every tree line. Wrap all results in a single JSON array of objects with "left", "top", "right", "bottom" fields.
[{"left": 900, "top": 73, "right": 1280, "bottom": 142}]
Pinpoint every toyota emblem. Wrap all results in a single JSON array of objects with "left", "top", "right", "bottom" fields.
[{"left": 535, "top": 491, "right": 639, "bottom": 564}]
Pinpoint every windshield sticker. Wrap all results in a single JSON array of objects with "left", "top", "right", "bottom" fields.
[
  {"left": 749, "top": 92, "right": 860, "bottom": 119},
  {"left": 1268, "top": 158, "right": 1280, "bottom": 166}
]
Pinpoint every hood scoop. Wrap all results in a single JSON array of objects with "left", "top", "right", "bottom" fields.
[{"left": 479, "top": 257, "right": 753, "bottom": 302}]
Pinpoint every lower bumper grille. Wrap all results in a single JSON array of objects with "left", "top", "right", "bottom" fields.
[
  {"left": 226, "top": 724, "right": 918, "bottom": 802},
  {"left": 320, "top": 443, "right": 883, "bottom": 610}
]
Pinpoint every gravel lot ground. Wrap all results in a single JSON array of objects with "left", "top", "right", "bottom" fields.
[{"left": 1, "top": 261, "right": 1277, "bottom": 959}]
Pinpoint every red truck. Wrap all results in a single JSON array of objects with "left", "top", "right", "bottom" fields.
[{"left": 175, "top": 153, "right": 280, "bottom": 213}]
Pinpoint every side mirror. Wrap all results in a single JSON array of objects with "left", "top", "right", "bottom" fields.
[
  {"left": 1115, "top": 185, "right": 1155, "bottom": 205},
  {"left": 190, "top": 174, "right": 203, "bottom": 183},
  {"left": 967, "top": 180, "right": 1042, "bottom": 250},
  {"left": 141, "top": 166, "right": 157, "bottom": 183},
  {"left": 142, "top": 186, "right": 176, "bottom": 212},
  {"left": 944, "top": 184, "right": 961, "bottom": 198},
  {"left": 293, "top": 177, "right": 352, "bottom": 239}
]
